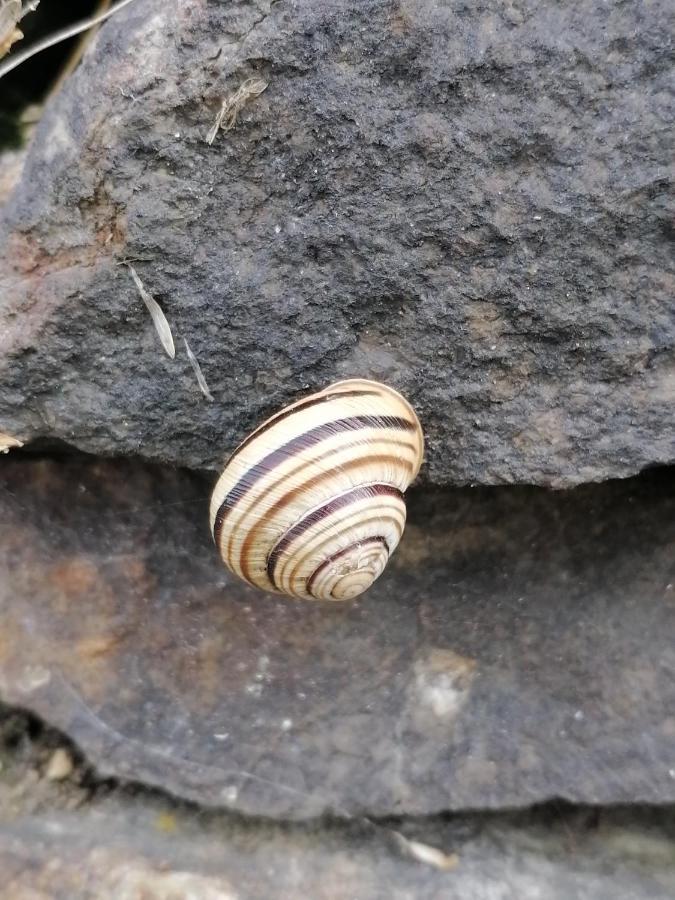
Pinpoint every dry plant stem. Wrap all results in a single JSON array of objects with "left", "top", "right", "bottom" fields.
[
  {"left": 0, "top": 0, "right": 137, "bottom": 79},
  {"left": 206, "top": 77, "right": 268, "bottom": 144},
  {"left": 47, "top": 0, "right": 111, "bottom": 102}
]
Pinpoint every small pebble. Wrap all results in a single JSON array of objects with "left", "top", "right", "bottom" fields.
[{"left": 45, "top": 748, "right": 74, "bottom": 781}]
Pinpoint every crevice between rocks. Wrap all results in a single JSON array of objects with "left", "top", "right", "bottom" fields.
[
  {"left": 2, "top": 706, "right": 675, "bottom": 900},
  {"left": 2, "top": 698, "right": 675, "bottom": 842},
  {"left": 10, "top": 438, "right": 675, "bottom": 493}
]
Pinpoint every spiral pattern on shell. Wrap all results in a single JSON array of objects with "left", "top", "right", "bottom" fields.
[{"left": 209, "top": 379, "right": 424, "bottom": 601}]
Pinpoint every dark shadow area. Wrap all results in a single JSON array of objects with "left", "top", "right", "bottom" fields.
[{"left": 0, "top": 0, "right": 98, "bottom": 148}]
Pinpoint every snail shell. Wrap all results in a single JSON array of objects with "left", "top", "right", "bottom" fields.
[{"left": 209, "top": 379, "right": 424, "bottom": 601}]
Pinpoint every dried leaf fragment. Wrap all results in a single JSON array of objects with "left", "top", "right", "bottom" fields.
[
  {"left": 128, "top": 264, "right": 176, "bottom": 359},
  {"left": 0, "top": 0, "right": 22, "bottom": 59},
  {"left": 0, "top": 432, "right": 24, "bottom": 453},
  {"left": 394, "top": 833, "right": 459, "bottom": 871},
  {"left": 0, "top": 27, "right": 21, "bottom": 59},
  {"left": 44, "top": 748, "right": 74, "bottom": 781},
  {"left": 0, "top": 1, "right": 42, "bottom": 59},
  {"left": 184, "top": 337, "right": 214, "bottom": 401},
  {"left": 206, "top": 77, "right": 269, "bottom": 144}
]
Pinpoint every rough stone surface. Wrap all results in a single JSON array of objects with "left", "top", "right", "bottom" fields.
[
  {"left": 3, "top": 802, "right": 675, "bottom": 900},
  {"left": 2, "top": 704, "right": 675, "bottom": 900},
  {"left": 0, "top": 0, "right": 673, "bottom": 487},
  {"left": 1, "top": 456, "right": 674, "bottom": 819},
  {"left": 0, "top": 150, "right": 25, "bottom": 206}
]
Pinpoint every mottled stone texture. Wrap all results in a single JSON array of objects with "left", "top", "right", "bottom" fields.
[
  {"left": 0, "top": 0, "right": 673, "bottom": 486},
  {"left": 1, "top": 457, "right": 673, "bottom": 818},
  {"left": 3, "top": 800, "right": 675, "bottom": 900},
  {"left": 2, "top": 703, "right": 675, "bottom": 900}
]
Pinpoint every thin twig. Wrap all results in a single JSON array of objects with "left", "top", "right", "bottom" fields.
[
  {"left": 47, "top": 0, "right": 111, "bottom": 101},
  {"left": 0, "top": 0, "right": 138, "bottom": 80}
]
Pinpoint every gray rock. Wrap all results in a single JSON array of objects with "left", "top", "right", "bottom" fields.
[
  {"left": 0, "top": 0, "right": 673, "bottom": 486},
  {"left": 1, "top": 456, "right": 674, "bottom": 818},
  {"left": 3, "top": 700, "right": 675, "bottom": 899},
  {"left": 2, "top": 793, "right": 675, "bottom": 899}
]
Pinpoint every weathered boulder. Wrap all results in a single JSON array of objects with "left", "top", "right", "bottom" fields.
[
  {"left": 1, "top": 457, "right": 673, "bottom": 818},
  {"left": 0, "top": 0, "right": 672, "bottom": 486}
]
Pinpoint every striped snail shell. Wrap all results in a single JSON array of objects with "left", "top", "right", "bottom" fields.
[{"left": 209, "top": 379, "right": 424, "bottom": 601}]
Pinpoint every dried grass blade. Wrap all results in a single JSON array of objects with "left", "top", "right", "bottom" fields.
[
  {"left": 128, "top": 264, "right": 175, "bottom": 359},
  {"left": 206, "top": 100, "right": 227, "bottom": 145},
  {"left": 183, "top": 337, "right": 214, "bottom": 401}
]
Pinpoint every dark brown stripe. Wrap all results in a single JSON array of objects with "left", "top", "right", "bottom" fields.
[
  {"left": 213, "top": 415, "right": 414, "bottom": 548},
  {"left": 226, "top": 389, "right": 380, "bottom": 469},
  {"left": 229, "top": 439, "right": 416, "bottom": 563},
  {"left": 266, "top": 484, "right": 404, "bottom": 588},
  {"left": 306, "top": 536, "right": 389, "bottom": 599},
  {"left": 287, "top": 513, "right": 404, "bottom": 592},
  {"left": 239, "top": 454, "right": 412, "bottom": 583}
]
